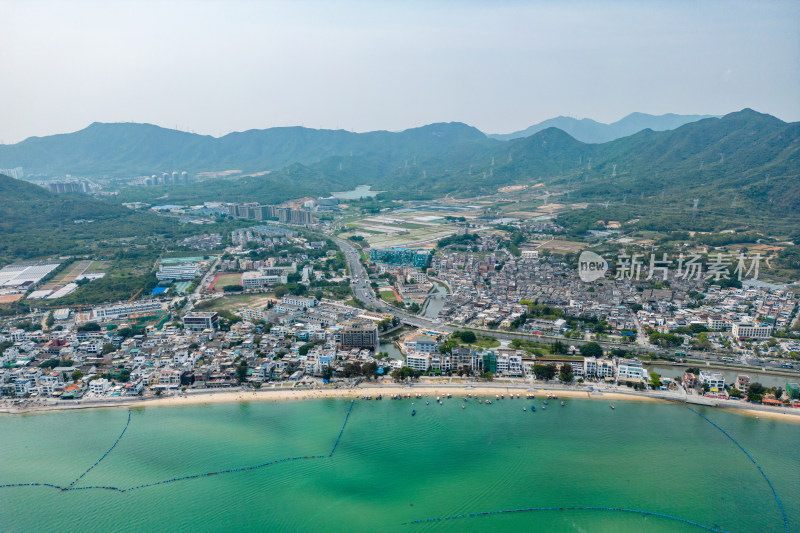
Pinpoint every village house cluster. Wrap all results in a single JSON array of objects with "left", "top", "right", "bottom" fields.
[{"left": 0, "top": 295, "right": 391, "bottom": 400}]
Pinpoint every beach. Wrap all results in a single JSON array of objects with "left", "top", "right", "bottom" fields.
[{"left": 3, "top": 382, "right": 799, "bottom": 422}]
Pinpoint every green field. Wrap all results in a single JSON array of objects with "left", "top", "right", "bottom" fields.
[
  {"left": 214, "top": 273, "right": 242, "bottom": 290},
  {"left": 380, "top": 288, "right": 398, "bottom": 303}
]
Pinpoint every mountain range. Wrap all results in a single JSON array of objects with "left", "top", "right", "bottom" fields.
[
  {"left": 1, "top": 110, "right": 798, "bottom": 228},
  {"left": 488, "top": 113, "right": 717, "bottom": 143},
  {"left": 0, "top": 113, "right": 714, "bottom": 178}
]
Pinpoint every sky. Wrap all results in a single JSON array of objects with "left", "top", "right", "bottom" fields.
[{"left": 1, "top": 0, "right": 799, "bottom": 144}]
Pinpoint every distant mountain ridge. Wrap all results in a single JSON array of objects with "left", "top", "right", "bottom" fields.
[
  {"left": 1, "top": 109, "right": 797, "bottom": 222},
  {"left": 0, "top": 121, "right": 493, "bottom": 177},
  {"left": 489, "top": 113, "right": 717, "bottom": 143}
]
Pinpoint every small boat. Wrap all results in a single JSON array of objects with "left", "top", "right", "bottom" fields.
[
  {"left": 426, "top": 400, "right": 430, "bottom": 405},
  {"left": 447, "top": 394, "right": 452, "bottom": 399},
  {"left": 478, "top": 399, "right": 482, "bottom": 404},
  {"left": 610, "top": 405, "right": 615, "bottom": 410},
  {"left": 461, "top": 404, "right": 465, "bottom": 409},
  {"left": 542, "top": 405, "right": 546, "bottom": 410},
  {"left": 436, "top": 396, "right": 440, "bottom": 401},
  {"left": 560, "top": 401, "right": 565, "bottom": 406},
  {"left": 523, "top": 407, "right": 526, "bottom": 411},
  {"left": 531, "top": 405, "right": 536, "bottom": 412},
  {"left": 496, "top": 395, "right": 500, "bottom": 400},
  {"left": 411, "top": 409, "right": 416, "bottom": 416},
  {"left": 543, "top": 400, "right": 548, "bottom": 405},
  {"left": 501, "top": 394, "right": 504, "bottom": 399}
]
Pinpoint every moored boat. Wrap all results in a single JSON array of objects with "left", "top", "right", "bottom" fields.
[{"left": 411, "top": 409, "right": 416, "bottom": 416}]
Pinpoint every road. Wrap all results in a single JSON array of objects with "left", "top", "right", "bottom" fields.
[{"left": 183, "top": 256, "right": 221, "bottom": 315}]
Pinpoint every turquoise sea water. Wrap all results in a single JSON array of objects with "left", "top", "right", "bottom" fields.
[{"left": 1, "top": 398, "right": 797, "bottom": 532}]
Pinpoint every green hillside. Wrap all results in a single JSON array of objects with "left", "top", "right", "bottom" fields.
[
  {"left": 0, "top": 121, "right": 494, "bottom": 177},
  {"left": 0, "top": 174, "right": 214, "bottom": 266}
]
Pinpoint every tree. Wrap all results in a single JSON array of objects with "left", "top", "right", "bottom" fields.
[
  {"left": 748, "top": 382, "right": 766, "bottom": 397},
  {"left": 45, "top": 311, "right": 54, "bottom": 328},
  {"left": 579, "top": 342, "right": 603, "bottom": 358},
  {"left": 552, "top": 340, "right": 567, "bottom": 355},
  {"left": 533, "top": 364, "right": 557, "bottom": 381},
  {"left": 71, "top": 370, "right": 83, "bottom": 381},
  {"left": 559, "top": 363, "right": 574, "bottom": 383},
  {"left": 236, "top": 361, "right": 248, "bottom": 384},
  {"left": 322, "top": 366, "right": 334, "bottom": 381},
  {"left": 102, "top": 343, "right": 115, "bottom": 355},
  {"left": 362, "top": 362, "right": 379, "bottom": 380},
  {"left": 77, "top": 322, "right": 101, "bottom": 332},
  {"left": 729, "top": 387, "right": 741, "bottom": 398},
  {"left": 649, "top": 371, "right": 661, "bottom": 389},
  {"left": 457, "top": 330, "right": 477, "bottom": 344}
]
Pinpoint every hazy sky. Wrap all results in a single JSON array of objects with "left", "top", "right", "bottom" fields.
[{"left": 1, "top": 0, "right": 798, "bottom": 143}]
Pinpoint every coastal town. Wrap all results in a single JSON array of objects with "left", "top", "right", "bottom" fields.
[{"left": 1, "top": 199, "right": 799, "bottom": 416}]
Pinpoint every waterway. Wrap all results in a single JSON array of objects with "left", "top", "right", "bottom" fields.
[
  {"left": 1, "top": 399, "right": 797, "bottom": 532},
  {"left": 421, "top": 280, "right": 447, "bottom": 319},
  {"left": 332, "top": 185, "right": 379, "bottom": 200}
]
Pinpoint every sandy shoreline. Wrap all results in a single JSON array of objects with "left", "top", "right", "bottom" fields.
[{"left": 2, "top": 383, "right": 798, "bottom": 422}]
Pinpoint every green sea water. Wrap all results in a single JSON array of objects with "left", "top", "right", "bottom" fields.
[{"left": 1, "top": 397, "right": 798, "bottom": 532}]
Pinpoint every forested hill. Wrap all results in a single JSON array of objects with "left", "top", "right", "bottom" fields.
[
  {"left": 489, "top": 112, "right": 716, "bottom": 143},
  {"left": 0, "top": 174, "right": 182, "bottom": 265},
  {"left": 0, "top": 121, "right": 495, "bottom": 177}
]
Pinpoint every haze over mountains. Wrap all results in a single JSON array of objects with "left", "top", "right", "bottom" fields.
[
  {"left": 0, "top": 112, "right": 713, "bottom": 177},
  {"left": 1, "top": 110, "right": 798, "bottom": 217},
  {"left": 489, "top": 113, "right": 718, "bottom": 143}
]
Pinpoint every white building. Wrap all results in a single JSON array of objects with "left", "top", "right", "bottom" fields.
[
  {"left": 89, "top": 378, "right": 111, "bottom": 395},
  {"left": 405, "top": 333, "right": 440, "bottom": 354},
  {"left": 241, "top": 271, "right": 287, "bottom": 288},
  {"left": 406, "top": 351, "right": 430, "bottom": 371},
  {"left": 156, "top": 264, "right": 200, "bottom": 281},
  {"left": 596, "top": 359, "right": 615, "bottom": 379},
  {"left": 583, "top": 357, "right": 597, "bottom": 377},
  {"left": 281, "top": 295, "right": 318, "bottom": 308},
  {"left": 617, "top": 359, "right": 646, "bottom": 381},
  {"left": 92, "top": 300, "right": 163, "bottom": 321},
  {"left": 731, "top": 322, "right": 773, "bottom": 339},
  {"left": 699, "top": 370, "right": 725, "bottom": 391}
]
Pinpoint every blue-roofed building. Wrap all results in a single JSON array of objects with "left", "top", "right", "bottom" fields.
[{"left": 370, "top": 247, "right": 430, "bottom": 267}]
